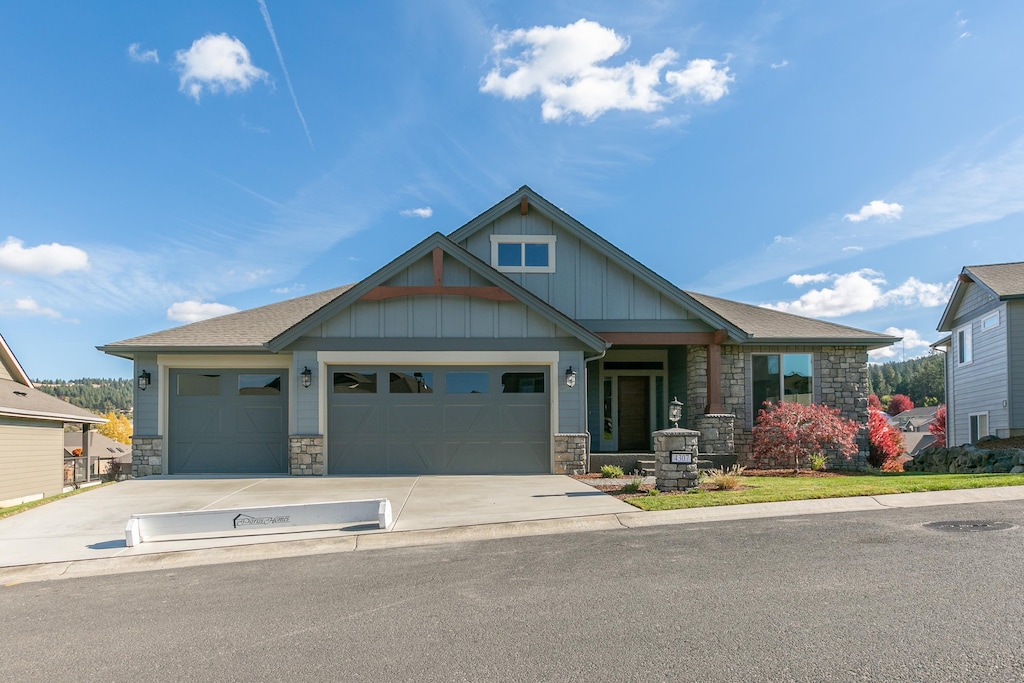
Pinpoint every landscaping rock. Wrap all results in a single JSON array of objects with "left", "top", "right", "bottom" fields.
[{"left": 906, "top": 444, "right": 1024, "bottom": 474}]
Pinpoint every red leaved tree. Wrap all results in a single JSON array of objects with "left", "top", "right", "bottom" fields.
[
  {"left": 868, "top": 394, "right": 883, "bottom": 411},
  {"left": 868, "top": 409, "right": 906, "bottom": 471},
  {"left": 752, "top": 402, "right": 860, "bottom": 471},
  {"left": 887, "top": 394, "right": 914, "bottom": 416},
  {"left": 929, "top": 405, "right": 947, "bottom": 448}
]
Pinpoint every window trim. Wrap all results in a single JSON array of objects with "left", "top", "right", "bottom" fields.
[
  {"left": 957, "top": 325, "right": 973, "bottom": 365},
  {"left": 489, "top": 234, "right": 556, "bottom": 273},
  {"left": 982, "top": 312, "right": 999, "bottom": 331}
]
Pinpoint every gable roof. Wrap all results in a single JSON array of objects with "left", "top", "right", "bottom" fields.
[
  {"left": 685, "top": 292, "right": 900, "bottom": 347},
  {"left": 267, "top": 232, "right": 607, "bottom": 353},
  {"left": 937, "top": 261, "right": 1024, "bottom": 331},
  {"left": 98, "top": 286, "right": 355, "bottom": 357},
  {"left": 0, "top": 332, "right": 104, "bottom": 424},
  {"left": 448, "top": 186, "right": 897, "bottom": 348}
]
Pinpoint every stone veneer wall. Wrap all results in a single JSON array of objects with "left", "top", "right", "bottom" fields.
[
  {"left": 131, "top": 436, "right": 163, "bottom": 477},
  {"left": 689, "top": 345, "right": 870, "bottom": 469},
  {"left": 554, "top": 433, "right": 588, "bottom": 475},
  {"left": 289, "top": 436, "right": 324, "bottom": 476},
  {"left": 691, "top": 414, "right": 735, "bottom": 456}
]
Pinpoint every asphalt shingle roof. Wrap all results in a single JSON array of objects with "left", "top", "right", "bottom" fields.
[
  {"left": 966, "top": 262, "right": 1024, "bottom": 298},
  {"left": 684, "top": 291, "right": 898, "bottom": 344},
  {"left": 101, "top": 285, "right": 354, "bottom": 353},
  {"left": 0, "top": 378, "right": 104, "bottom": 423}
]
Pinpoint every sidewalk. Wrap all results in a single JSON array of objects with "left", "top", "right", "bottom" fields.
[{"left": 2, "top": 484, "right": 1023, "bottom": 586}]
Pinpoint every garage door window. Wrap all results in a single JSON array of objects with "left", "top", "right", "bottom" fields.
[
  {"left": 501, "top": 372, "right": 545, "bottom": 393},
  {"left": 238, "top": 374, "right": 282, "bottom": 395},
  {"left": 334, "top": 372, "right": 377, "bottom": 394},
  {"left": 446, "top": 372, "right": 489, "bottom": 394},
  {"left": 390, "top": 371, "right": 434, "bottom": 394},
  {"left": 177, "top": 374, "right": 220, "bottom": 396}
]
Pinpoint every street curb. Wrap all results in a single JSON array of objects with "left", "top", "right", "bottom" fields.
[{"left": 4, "top": 485, "right": 1024, "bottom": 586}]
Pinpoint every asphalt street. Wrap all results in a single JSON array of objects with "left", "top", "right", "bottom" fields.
[{"left": 3, "top": 500, "right": 1022, "bottom": 682}]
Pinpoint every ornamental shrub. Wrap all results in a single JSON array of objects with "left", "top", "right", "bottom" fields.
[
  {"left": 600, "top": 464, "right": 624, "bottom": 478},
  {"left": 868, "top": 409, "right": 906, "bottom": 471},
  {"left": 887, "top": 394, "right": 914, "bottom": 417},
  {"left": 752, "top": 402, "right": 859, "bottom": 470},
  {"left": 868, "top": 394, "right": 883, "bottom": 411},
  {"left": 929, "top": 405, "right": 946, "bottom": 448}
]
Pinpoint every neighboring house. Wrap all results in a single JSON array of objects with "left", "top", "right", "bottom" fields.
[
  {"left": 0, "top": 332, "right": 105, "bottom": 508},
  {"left": 63, "top": 431, "right": 131, "bottom": 461},
  {"left": 889, "top": 406, "right": 938, "bottom": 433},
  {"left": 99, "top": 186, "right": 897, "bottom": 477},
  {"left": 935, "top": 261, "right": 1024, "bottom": 446}
]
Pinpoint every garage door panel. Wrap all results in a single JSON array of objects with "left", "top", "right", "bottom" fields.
[
  {"left": 329, "top": 365, "right": 550, "bottom": 475},
  {"left": 169, "top": 370, "right": 288, "bottom": 474}
]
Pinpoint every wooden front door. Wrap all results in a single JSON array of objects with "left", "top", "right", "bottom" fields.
[{"left": 617, "top": 376, "right": 650, "bottom": 451}]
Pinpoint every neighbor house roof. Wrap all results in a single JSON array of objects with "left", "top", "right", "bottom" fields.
[
  {"left": 0, "top": 332, "right": 104, "bottom": 424},
  {"left": 964, "top": 262, "right": 1024, "bottom": 298},
  {"left": 684, "top": 292, "right": 900, "bottom": 348},
  {"left": 98, "top": 286, "right": 355, "bottom": 357},
  {"left": 64, "top": 431, "right": 131, "bottom": 459},
  {"left": 938, "top": 262, "right": 1024, "bottom": 331}
]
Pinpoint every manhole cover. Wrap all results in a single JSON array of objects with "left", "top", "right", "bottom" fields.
[{"left": 923, "top": 521, "right": 1015, "bottom": 533}]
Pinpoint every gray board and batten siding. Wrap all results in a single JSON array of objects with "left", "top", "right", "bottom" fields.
[{"left": 1009, "top": 300, "right": 1024, "bottom": 431}]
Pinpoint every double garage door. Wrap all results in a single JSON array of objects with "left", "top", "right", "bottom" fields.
[
  {"left": 168, "top": 369, "right": 288, "bottom": 474},
  {"left": 328, "top": 365, "right": 550, "bottom": 475}
]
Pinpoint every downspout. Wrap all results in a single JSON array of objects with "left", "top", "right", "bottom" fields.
[{"left": 581, "top": 346, "right": 609, "bottom": 470}]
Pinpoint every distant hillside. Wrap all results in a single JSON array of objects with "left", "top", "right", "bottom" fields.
[
  {"left": 33, "top": 378, "right": 133, "bottom": 415},
  {"left": 868, "top": 353, "right": 944, "bottom": 407}
]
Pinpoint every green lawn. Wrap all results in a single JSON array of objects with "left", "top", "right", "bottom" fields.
[
  {"left": 0, "top": 482, "right": 115, "bottom": 520},
  {"left": 629, "top": 473, "right": 1024, "bottom": 511}
]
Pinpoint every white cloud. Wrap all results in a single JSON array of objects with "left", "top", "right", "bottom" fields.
[
  {"left": 786, "top": 273, "right": 831, "bottom": 286},
  {"left": 0, "top": 237, "right": 89, "bottom": 276},
  {"left": 167, "top": 300, "right": 239, "bottom": 323},
  {"left": 11, "top": 297, "right": 62, "bottom": 319},
  {"left": 400, "top": 207, "right": 433, "bottom": 218},
  {"left": 841, "top": 245, "right": 864, "bottom": 253},
  {"left": 175, "top": 34, "right": 268, "bottom": 102},
  {"left": 844, "top": 199, "right": 904, "bottom": 223},
  {"left": 764, "top": 269, "right": 953, "bottom": 318},
  {"left": 770, "top": 60, "right": 789, "bottom": 69},
  {"left": 869, "top": 327, "right": 934, "bottom": 362},
  {"left": 773, "top": 235, "right": 794, "bottom": 244},
  {"left": 480, "top": 19, "right": 732, "bottom": 122},
  {"left": 665, "top": 58, "right": 733, "bottom": 102},
  {"left": 128, "top": 43, "right": 159, "bottom": 64},
  {"left": 271, "top": 284, "right": 305, "bottom": 295}
]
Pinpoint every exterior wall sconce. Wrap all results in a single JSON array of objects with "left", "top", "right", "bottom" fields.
[
  {"left": 565, "top": 366, "right": 577, "bottom": 388},
  {"left": 138, "top": 370, "right": 151, "bottom": 391},
  {"left": 669, "top": 396, "right": 683, "bottom": 428},
  {"left": 301, "top": 366, "right": 312, "bottom": 389}
]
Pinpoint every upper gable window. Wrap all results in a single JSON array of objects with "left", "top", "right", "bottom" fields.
[
  {"left": 490, "top": 235, "right": 556, "bottom": 273},
  {"left": 957, "top": 325, "right": 973, "bottom": 365},
  {"left": 982, "top": 312, "right": 999, "bottom": 331}
]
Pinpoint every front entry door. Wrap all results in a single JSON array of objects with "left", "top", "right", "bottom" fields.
[{"left": 617, "top": 376, "right": 651, "bottom": 451}]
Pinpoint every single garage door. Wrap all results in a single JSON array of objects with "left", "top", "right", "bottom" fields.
[
  {"left": 168, "top": 369, "right": 288, "bottom": 474},
  {"left": 328, "top": 365, "right": 549, "bottom": 475}
]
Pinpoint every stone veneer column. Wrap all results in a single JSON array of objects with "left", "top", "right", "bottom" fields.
[
  {"left": 653, "top": 428, "right": 701, "bottom": 492},
  {"left": 691, "top": 414, "right": 735, "bottom": 456},
  {"left": 553, "top": 433, "right": 588, "bottom": 475},
  {"left": 131, "top": 436, "right": 163, "bottom": 477},
  {"left": 289, "top": 436, "right": 325, "bottom": 476},
  {"left": 685, "top": 345, "right": 708, "bottom": 427}
]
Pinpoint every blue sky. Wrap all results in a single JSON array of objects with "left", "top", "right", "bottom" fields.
[{"left": 2, "top": 1, "right": 1022, "bottom": 379}]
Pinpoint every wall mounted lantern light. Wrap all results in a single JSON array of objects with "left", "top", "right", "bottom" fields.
[
  {"left": 138, "top": 370, "right": 151, "bottom": 391},
  {"left": 669, "top": 396, "right": 683, "bottom": 428},
  {"left": 301, "top": 366, "right": 313, "bottom": 389},
  {"left": 564, "top": 366, "right": 577, "bottom": 388}
]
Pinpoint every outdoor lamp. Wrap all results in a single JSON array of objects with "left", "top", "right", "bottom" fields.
[
  {"left": 137, "top": 370, "right": 151, "bottom": 391},
  {"left": 669, "top": 396, "right": 683, "bottom": 428},
  {"left": 301, "top": 366, "right": 312, "bottom": 388},
  {"left": 564, "top": 366, "right": 577, "bottom": 388}
]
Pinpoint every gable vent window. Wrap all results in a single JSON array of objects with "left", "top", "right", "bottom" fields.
[{"left": 490, "top": 235, "right": 556, "bottom": 273}]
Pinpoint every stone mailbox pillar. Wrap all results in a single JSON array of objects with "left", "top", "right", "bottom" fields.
[{"left": 654, "top": 427, "right": 701, "bottom": 492}]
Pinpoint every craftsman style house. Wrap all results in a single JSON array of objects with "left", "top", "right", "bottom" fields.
[
  {"left": 935, "top": 262, "right": 1024, "bottom": 445},
  {"left": 100, "top": 187, "right": 896, "bottom": 477}
]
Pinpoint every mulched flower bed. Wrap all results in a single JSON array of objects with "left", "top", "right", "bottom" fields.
[{"left": 572, "top": 468, "right": 854, "bottom": 500}]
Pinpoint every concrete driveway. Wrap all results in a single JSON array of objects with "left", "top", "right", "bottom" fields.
[{"left": 0, "top": 475, "right": 636, "bottom": 568}]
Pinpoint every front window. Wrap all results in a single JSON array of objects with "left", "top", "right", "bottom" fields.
[
  {"left": 753, "top": 353, "right": 813, "bottom": 410},
  {"left": 957, "top": 326, "right": 973, "bottom": 365},
  {"left": 489, "top": 235, "right": 556, "bottom": 273}
]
